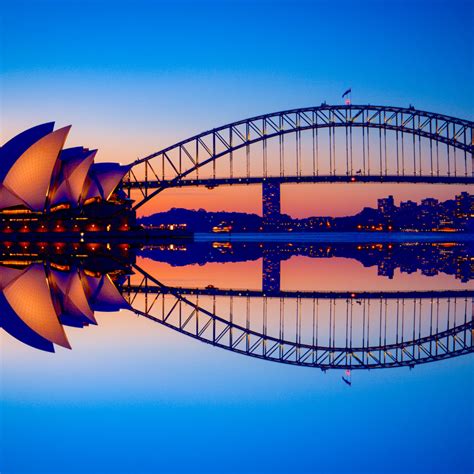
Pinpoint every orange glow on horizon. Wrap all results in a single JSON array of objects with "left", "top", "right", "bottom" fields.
[{"left": 135, "top": 183, "right": 469, "bottom": 218}]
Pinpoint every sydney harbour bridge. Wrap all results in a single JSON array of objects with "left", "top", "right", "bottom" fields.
[{"left": 121, "top": 104, "right": 474, "bottom": 214}]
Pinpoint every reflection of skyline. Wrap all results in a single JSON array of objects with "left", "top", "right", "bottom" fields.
[{"left": 139, "top": 241, "right": 474, "bottom": 287}]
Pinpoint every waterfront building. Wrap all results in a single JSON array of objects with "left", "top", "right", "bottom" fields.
[
  {"left": 400, "top": 200, "right": 417, "bottom": 209},
  {"left": 0, "top": 123, "right": 132, "bottom": 230},
  {"left": 421, "top": 198, "right": 439, "bottom": 207},
  {"left": 455, "top": 192, "right": 474, "bottom": 219},
  {"left": 377, "top": 195, "right": 395, "bottom": 217}
]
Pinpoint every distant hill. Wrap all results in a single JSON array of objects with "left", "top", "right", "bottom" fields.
[{"left": 139, "top": 208, "right": 263, "bottom": 232}]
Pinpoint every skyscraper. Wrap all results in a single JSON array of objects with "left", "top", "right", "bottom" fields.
[
  {"left": 377, "top": 195, "right": 395, "bottom": 217},
  {"left": 262, "top": 181, "right": 281, "bottom": 230},
  {"left": 455, "top": 192, "right": 473, "bottom": 219}
]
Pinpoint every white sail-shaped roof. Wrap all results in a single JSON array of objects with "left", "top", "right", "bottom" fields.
[
  {"left": 0, "top": 265, "right": 25, "bottom": 289},
  {"left": 81, "top": 175, "right": 101, "bottom": 201},
  {"left": 2, "top": 263, "right": 71, "bottom": 348},
  {"left": 49, "top": 268, "right": 96, "bottom": 323},
  {"left": 0, "top": 292, "right": 55, "bottom": 352},
  {"left": 88, "top": 274, "right": 130, "bottom": 311},
  {"left": 0, "top": 122, "right": 54, "bottom": 182},
  {"left": 1, "top": 261, "right": 127, "bottom": 351},
  {"left": 0, "top": 264, "right": 55, "bottom": 351},
  {"left": 51, "top": 149, "right": 96, "bottom": 207},
  {"left": 1, "top": 123, "right": 131, "bottom": 211},
  {"left": 0, "top": 184, "right": 28, "bottom": 209},
  {"left": 82, "top": 163, "right": 130, "bottom": 201},
  {"left": 2, "top": 126, "right": 71, "bottom": 211},
  {"left": 81, "top": 270, "right": 101, "bottom": 297}
]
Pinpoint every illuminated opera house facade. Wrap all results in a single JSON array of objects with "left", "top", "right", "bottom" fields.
[{"left": 0, "top": 122, "right": 133, "bottom": 231}]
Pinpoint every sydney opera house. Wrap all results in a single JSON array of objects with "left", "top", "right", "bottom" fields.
[
  {"left": 0, "top": 122, "right": 134, "bottom": 231},
  {"left": 0, "top": 260, "right": 130, "bottom": 352}
]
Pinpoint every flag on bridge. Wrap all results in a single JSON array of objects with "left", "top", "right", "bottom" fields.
[
  {"left": 342, "top": 88, "right": 352, "bottom": 105},
  {"left": 342, "top": 369, "right": 352, "bottom": 386}
]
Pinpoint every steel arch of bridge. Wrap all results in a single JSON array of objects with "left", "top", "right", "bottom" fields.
[
  {"left": 122, "top": 265, "right": 474, "bottom": 370},
  {"left": 124, "top": 104, "right": 474, "bottom": 210}
]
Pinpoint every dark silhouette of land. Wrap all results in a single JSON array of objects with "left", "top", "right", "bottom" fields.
[{"left": 139, "top": 193, "right": 473, "bottom": 233}]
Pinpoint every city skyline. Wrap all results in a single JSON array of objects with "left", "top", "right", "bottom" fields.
[{"left": 140, "top": 191, "right": 474, "bottom": 231}]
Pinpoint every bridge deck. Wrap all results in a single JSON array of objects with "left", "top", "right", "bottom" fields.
[{"left": 123, "top": 174, "right": 474, "bottom": 189}]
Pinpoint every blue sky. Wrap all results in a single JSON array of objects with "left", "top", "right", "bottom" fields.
[{"left": 1, "top": 0, "right": 473, "bottom": 159}]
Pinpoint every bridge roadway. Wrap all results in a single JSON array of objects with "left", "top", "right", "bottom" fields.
[
  {"left": 123, "top": 174, "right": 474, "bottom": 190},
  {"left": 122, "top": 286, "right": 474, "bottom": 299}
]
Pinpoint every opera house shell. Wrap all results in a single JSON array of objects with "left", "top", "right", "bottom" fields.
[
  {"left": 0, "top": 261, "right": 130, "bottom": 351},
  {"left": 0, "top": 122, "right": 130, "bottom": 212}
]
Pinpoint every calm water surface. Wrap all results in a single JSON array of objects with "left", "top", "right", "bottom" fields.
[{"left": 1, "top": 241, "right": 473, "bottom": 474}]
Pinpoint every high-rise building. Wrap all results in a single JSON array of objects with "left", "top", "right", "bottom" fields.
[
  {"left": 262, "top": 252, "right": 281, "bottom": 294},
  {"left": 262, "top": 181, "right": 281, "bottom": 229},
  {"left": 455, "top": 192, "right": 473, "bottom": 219},
  {"left": 377, "top": 195, "right": 395, "bottom": 217},
  {"left": 400, "top": 200, "right": 417, "bottom": 209},
  {"left": 421, "top": 198, "right": 439, "bottom": 207}
]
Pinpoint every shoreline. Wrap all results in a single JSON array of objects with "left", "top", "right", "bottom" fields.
[
  {"left": 0, "top": 230, "right": 471, "bottom": 244},
  {"left": 195, "top": 231, "right": 474, "bottom": 243}
]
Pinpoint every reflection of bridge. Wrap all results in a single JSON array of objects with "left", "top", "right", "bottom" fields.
[
  {"left": 122, "top": 105, "right": 474, "bottom": 212},
  {"left": 124, "top": 284, "right": 474, "bottom": 300},
  {"left": 121, "top": 264, "right": 474, "bottom": 370}
]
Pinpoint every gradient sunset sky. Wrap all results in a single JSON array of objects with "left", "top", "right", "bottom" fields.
[{"left": 1, "top": 0, "right": 472, "bottom": 217}]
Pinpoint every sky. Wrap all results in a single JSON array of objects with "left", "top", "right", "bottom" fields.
[{"left": 1, "top": 0, "right": 473, "bottom": 217}]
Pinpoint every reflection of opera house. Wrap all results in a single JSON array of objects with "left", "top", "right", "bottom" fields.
[
  {"left": 0, "top": 123, "right": 133, "bottom": 231},
  {"left": 0, "top": 261, "right": 130, "bottom": 351}
]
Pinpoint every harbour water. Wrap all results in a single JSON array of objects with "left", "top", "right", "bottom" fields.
[{"left": 1, "top": 240, "right": 472, "bottom": 473}]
